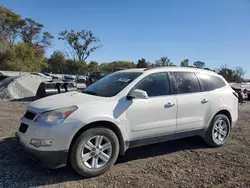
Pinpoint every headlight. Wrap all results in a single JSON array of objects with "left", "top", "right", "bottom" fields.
[{"left": 36, "top": 105, "right": 78, "bottom": 124}]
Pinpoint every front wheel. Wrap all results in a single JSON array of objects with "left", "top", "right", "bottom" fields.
[
  {"left": 204, "top": 114, "right": 231, "bottom": 147},
  {"left": 70, "top": 128, "right": 119, "bottom": 177}
]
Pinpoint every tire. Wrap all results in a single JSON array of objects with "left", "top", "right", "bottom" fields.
[
  {"left": 70, "top": 128, "right": 119, "bottom": 177},
  {"left": 204, "top": 114, "right": 231, "bottom": 147}
]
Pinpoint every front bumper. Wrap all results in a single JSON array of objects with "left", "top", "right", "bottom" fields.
[{"left": 16, "top": 132, "right": 68, "bottom": 168}]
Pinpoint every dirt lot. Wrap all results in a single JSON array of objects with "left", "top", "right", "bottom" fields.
[{"left": 0, "top": 100, "right": 250, "bottom": 188}]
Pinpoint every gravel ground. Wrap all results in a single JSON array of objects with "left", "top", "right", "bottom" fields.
[{"left": 0, "top": 100, "right": 250, "bottom": 188}]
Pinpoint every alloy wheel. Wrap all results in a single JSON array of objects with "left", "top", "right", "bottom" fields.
[
  {"left": 212, "top": 118, "right": 229, "bottom": 145},
  {"left": 81, "top": 135, "right": 112, "bottom": 169}
]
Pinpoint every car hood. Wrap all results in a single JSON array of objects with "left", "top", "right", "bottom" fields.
[{"left": 27, "top": 91, "right": 106, "bottom": 113}]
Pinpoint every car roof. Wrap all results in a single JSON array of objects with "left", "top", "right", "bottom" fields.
[
  {"left": 118, "top": 67, "right": 220, "bottom": 76},
  {"left": 118, "top": 68, "right": 145, "bottom": 73}
]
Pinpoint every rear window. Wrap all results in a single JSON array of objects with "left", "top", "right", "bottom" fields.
[{"left": 196, "top": 73, "right": 226, "bottom": 91}]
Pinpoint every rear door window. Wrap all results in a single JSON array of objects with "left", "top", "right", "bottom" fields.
[
  {"left": 171, "top": 72, "right": 201, "bottom": 94},
  {"left": 196, "top": 73, "right": 226, "bottom": 91}
]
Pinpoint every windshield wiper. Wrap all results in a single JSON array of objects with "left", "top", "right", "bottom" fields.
[{"left": 82, "top": 90, "right": 98, "bottom": 96}]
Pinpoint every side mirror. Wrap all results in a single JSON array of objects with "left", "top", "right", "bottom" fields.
[{"left": 127, "top": 89, "right": 148, "bottom": 100}]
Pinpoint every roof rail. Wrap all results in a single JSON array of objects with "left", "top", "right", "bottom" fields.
[
  {"left": 143, "top": 67, "right": 161, "bottom": 71},
  {"left": 143, "top": 66, "right": 175, "bottom": 71}
]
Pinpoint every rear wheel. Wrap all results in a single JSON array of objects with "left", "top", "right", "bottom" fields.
[
  {"left": 70, "top": 128, "right": 119, "bottom": 177},
  {"left": 204, "top": 114, "right": 231, "bottom": 147}
]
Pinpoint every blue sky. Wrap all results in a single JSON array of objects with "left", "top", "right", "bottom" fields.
[{"left": 1, "top": 0, "right": 250, "bottom": 77}]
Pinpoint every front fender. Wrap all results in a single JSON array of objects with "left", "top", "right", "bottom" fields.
[{"left": 66, "top": 117, "right": 129, "bottom": 154}]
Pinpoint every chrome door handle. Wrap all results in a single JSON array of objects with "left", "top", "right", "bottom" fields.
[
  {"left": 201, "top": 99, "right": 209, "bottom": 104},
  {"left": 164, "top": 103, "right": 175, "bottom": 108}
]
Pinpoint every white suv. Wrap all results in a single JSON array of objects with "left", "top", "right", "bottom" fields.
[{"left": 16, "top": 67, "right": 238, "bottom": 177}]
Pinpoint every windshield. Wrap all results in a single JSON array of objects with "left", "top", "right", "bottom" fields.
[{"left": 82, "top": 72, "right": 142, "bottom": 97}]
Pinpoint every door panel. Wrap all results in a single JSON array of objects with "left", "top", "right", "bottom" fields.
[
  {"left": 170, "top": 72, "right": 211, "bottom": 132},
  {"left": 125, "top": 72, "right": 177, "bottom": 140},
  {"left": 127, "top": 96, "right": 177, "bottom": 140},
  {"left": 176, "top": 92, "right": 211, "bottom": 132}
]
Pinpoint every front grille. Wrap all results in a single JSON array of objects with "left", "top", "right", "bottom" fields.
[
  {"left": 24, "top": 111, "right": 36, "bottom": 120},
  {"left": 19, "top": 123, "right": 29, "bottom": 133}
]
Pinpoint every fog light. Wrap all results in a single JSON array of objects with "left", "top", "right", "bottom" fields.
[{"left": 30, "top": 139, "right": 52, "bottom": 148}]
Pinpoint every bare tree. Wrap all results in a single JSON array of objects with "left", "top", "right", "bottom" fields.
[{"left": 58, "top": 29, "right": 101, "bottom": 61}]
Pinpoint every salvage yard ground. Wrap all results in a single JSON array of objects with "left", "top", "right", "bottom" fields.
[{"left": 0, "top": 100, "right": 250, "bottom": 188}]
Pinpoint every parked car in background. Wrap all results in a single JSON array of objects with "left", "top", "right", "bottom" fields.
[
  {"left": 16, "top": 67, "right": 238, "bottom": 177},
  {"left": 241, "top": 83, "right": 250, "bottom": 99},
  {"left": 86, "top": 72, "right": 108, "bottom": 86},
  {"left": 63, "top": 74, "right": 77, "bottom": 87},
  {"left": 76, "top": 76, "right": 88, "bottom": 90},
  {"left": 230, "top": 83, "right": 248, "bottom": 103}
]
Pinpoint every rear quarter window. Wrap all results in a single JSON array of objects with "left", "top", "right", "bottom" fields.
[{"left": 196, "top": 73, "right": 226, "bottom": 91}]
